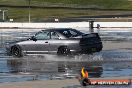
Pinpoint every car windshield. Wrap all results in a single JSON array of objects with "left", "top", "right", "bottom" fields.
[{"left": 58, "top": 29, "right": 84, "bottom": 38}]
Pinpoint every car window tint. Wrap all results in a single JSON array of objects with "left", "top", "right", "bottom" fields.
[
  {"left": 63, "top": 31, "right": 68, "bottom": 34},
  {"left": 62, "top": 30, "right": 71, "bottom": 37},
  {"left": 51, "top": 31, "right": 59, "bottom": 39},
  {"left": 69, "top": 30, "right": 77, "bottom": 36},
  {"left": 35, "top": 31, "right": 50, "bottom": 40}
]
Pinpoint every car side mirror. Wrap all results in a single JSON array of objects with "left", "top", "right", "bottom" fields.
[{"left": 31, "top": 36, "right": 37, "bottom": 41}]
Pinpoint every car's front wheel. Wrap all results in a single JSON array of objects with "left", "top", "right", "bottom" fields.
[
  {"left": 57, "top": 46, "right": 71, "bottom": 56},
  {"left": 11, "top": 46, "right": 22, "bottom": 57}
]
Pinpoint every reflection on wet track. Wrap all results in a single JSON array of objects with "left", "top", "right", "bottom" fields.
[
  {"left": 0, "top": 28, "right": 132, "bottom": 88},
  {"left": 0, "top": 48, "right": 132, "bottom": 83}
]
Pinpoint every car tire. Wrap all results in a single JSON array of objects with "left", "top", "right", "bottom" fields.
[
  {"left": 57, "top": 46, "right": 71, "bottom": 56},
  {"left": 11, "top": 46, "right": 23, "bottom": 57}
]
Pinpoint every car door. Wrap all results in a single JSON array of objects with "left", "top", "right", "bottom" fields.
[
  {"left": 48, "top": 31, "right": 62, "bottom": 54},
  {"left": 25, "top": 31, "right": 50, "bottom": 54}
]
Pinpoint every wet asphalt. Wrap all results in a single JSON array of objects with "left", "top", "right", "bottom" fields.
[{"left": 0, "top": 28, "right": 132, "bottom": 88}]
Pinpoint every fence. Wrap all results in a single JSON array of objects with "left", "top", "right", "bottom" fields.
[{"left": 0, "top": 22, "right": 132, "bottom": 28}]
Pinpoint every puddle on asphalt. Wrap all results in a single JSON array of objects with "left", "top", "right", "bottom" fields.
[
  {"left": 0, "top": 48, "right": 132, "bottom": 83},
  {"left": 1, "top": 28, "right": 132, "bottom": 87}
]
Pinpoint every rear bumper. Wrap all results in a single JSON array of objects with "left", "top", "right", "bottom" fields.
[
  {"left": 81, "top": 42, "right": 103, "bottom": 53},
  {"left": 70, "top": 42, "right": 103, "bottom": 55},
  {"left": 81, "top": 42, "right": 103, "bottom": 54}
]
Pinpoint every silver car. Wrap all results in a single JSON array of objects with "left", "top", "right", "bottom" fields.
[{"left": 6, "top": 28, "right": 103, "bottom": 57}]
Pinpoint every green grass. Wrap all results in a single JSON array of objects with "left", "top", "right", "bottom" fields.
[
  {"left": 0, "top": 0, "right": 132, "bottom": 10},
  {"left": 34, "top": 0, "right": 127, "bottom": 9},
  {"left": 0, "top": 0, "right": 132, "bottom": 22},
  {"left": 5, "top": 8, "right": 132, "bottom": 22}
]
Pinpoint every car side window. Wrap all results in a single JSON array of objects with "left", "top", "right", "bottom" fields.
[
  {"left": 35, "top": 31, "right": 50, "bottom": 40},
  {"left": 62, "top": 30, "right": 71, "bottom": 37},
  {"left": 51, "top": 31, "right": 59, "bottom": 39},
  {"left": 69, "top": 30, "right": 77, "bottom": 36}
]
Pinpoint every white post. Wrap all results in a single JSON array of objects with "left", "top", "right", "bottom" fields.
[
  {"left": 2, "top": 10, "right": 5, "bottom": 21},
  {"left": 0, "top": 10, "right": 8, "bottom": 22},
  {"left": 28, "top": 0, "right": 31, "bottom": 23}
]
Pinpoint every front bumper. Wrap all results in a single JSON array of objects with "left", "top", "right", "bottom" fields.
[{"left": 5, "top": 44, "right": 12, "bottom": 56}]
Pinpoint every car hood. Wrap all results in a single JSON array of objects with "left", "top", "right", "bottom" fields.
[{"left": 5, "top": 38, "right": 29, "bottom": 45}]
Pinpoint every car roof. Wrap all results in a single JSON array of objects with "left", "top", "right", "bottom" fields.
[{"left": 42, "top": 28, "right": 74, "bottom": 31}]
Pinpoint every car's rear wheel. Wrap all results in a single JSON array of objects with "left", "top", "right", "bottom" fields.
[
  {"left": 57, "top": 46, "right": 71, "bottom": 56},
  {"left": 11, "top": 46, "right": 22, "bottom": 57}
]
